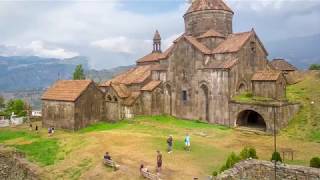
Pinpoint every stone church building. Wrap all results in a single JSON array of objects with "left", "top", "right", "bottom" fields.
[{"left": 43, "top": 0, "right": 300, "bottom": 132}]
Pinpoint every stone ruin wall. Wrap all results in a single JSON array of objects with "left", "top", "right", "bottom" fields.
[
  {"left": 215, "top": 159, "right": 320, "bottom": 180},
  {"left": 0, "top": 146, "right": 41, "bottom": 180}
]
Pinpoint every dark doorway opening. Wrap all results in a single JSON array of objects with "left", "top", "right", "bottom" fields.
[
  {"left": 200, "top": 84, "right": 209, "bottom": 122},
  {"left": 237, "top": 110, "right": 266, "bottom": 131}
]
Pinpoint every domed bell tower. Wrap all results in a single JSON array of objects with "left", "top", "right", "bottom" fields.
[
  {"left": 184, "top": 0, "right": 234, "bottom": 37},
  {"left": 153, "top": 30, "right": 162, "bottom": 53}
]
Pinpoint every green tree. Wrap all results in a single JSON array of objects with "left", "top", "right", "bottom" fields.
[
  {"left": 310, "top": 157, "right": 320, "bottom": 168},
  {"left": 309, "top": 64, "right": 320, "bottom": 70},
  {"left": 73, "top": 64, "right": 85, "bottom": 80},
  {"left": 5, "top": 99, "right": 26, "bottom": 117},
  {"left": 271, "top": 151, "right": 282, "bottom": 163},
  {"left": 0, "top": 95, "right": 5, "bottom": 109},
  {"left": 240, "top": 147, "right": 258, "bottom": 160}
]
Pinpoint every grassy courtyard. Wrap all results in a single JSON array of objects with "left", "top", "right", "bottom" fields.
[{"left": 0, "top": 71, "right": 319, "bottom": 180}]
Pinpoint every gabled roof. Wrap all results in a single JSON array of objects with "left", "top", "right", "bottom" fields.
[
  {"left": 141, "top": 80, "right": 162, "bottom": 91},
  {"left": 111, "top": 82, "right": 131, "bottom": 98},
  {"left": 201, "top": 58, "right": 238, "bottom": 70},
  {"left": 42, "top": 80, "right": 92, "bottom": 102},
  {"left": 184, "top": 35, "right": 212, "bottom": 54},
  {"left": 251, "top": 71, "right": 282, "bottom": 81},
  {"left": 270, "top": 59, "right": 297, "bottom": 71},
  {"left": 101, "top": 65, "right": 152, "bottom": 86},
  {"left": 185, "top": 0, "right": 234, "bottom": 15},
  {"left": 136, "top": 45, "right": 175, "bottom": 64},
  {"left": 136, "top": 52, "right": 162, "bottom": 63},
  {"left": 212, "top": 31, "right": 253, "bottom": 54},
  {"left": 198, "top": 29, "right": 225, "bottom": 39},
  {"left": 122, "top": 91, "right": 141, "bottom": 106}
]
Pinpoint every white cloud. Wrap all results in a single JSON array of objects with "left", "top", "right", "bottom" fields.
[
  {"left": 91, "top": 36, "right": 141, "bottom": 54},
  {"left": 0, "top": 41, "right": 78, "bottom": 59}
]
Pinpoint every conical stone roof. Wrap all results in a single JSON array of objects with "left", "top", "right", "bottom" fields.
[{"left": 186, "top": 0, "right": 233, "bottom": 15}]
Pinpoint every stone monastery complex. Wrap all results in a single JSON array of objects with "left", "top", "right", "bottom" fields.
[{"left": 42, "top": 0, "right": 300, "bottom": 132}]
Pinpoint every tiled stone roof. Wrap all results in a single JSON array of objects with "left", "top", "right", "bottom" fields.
[
  {"left": 198, "top": 29, "right": 225, "bottom": 39},
  {"left": 212, "top": 31, "right": 253, "bottom": 54},
  {"left": 141, "top": 80, "right": 162, "bottom": 91},
  {"left": 185, "top": 0, "right": 234, "bottom": 15},
  {"left": 101, "top": 65, "right": 152, "bottom": 86},
  {"left": 184, "top": 35, "right": 212, "bottom": 54},
  {"left": 42, "top": 80, "right": 92, "bottom": 102},
  {"left": 136, "top": 45, "right": 175, "bottom": 64},
  {"left": 111, "top": 82, "right": 131, "bottom": 98},
  {"left": 252, "top": 71, "right": 282, "bottom": 81},
  {"left": 270, "top": 59, "right": 297, "bottom": 71},
  {"left": 122, "top": 91, "right": 141, "bottom": 106},
  {"left": 201, "top": 58, "right": 238, "bottom": 70}
]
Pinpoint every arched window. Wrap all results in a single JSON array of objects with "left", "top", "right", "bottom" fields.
[
  {"left": 107, "top": 95, "right": 112, "bottom": 102},
  {"left": 114, "top": 96, "right": 118, "bottom": 102},
  {"left": 238, "top": 83, "right": 247, "bottom": 93}
]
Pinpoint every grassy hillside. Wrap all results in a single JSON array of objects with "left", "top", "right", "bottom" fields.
[{"left": 284, "top": 71, "right": 320, "bottom": 142}]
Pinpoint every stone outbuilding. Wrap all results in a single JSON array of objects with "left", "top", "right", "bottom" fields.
[
  {"left": 251, "top": 71, "right": 286, "bottom": 100},
  {"left": 42, "top": 80, "right": 104, "bottom": 130},
  {"left": 270, "top": 58, "right": 300, "bottom": 84}
]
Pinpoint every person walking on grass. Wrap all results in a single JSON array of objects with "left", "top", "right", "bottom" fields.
[
  {"left": 156, "top": 150, "right": 162, "bottom": 173},
  {"left": 35, "top": 125, "right": 38, "bottom": 133},
  {"left": 184, "top": 133, "right": 191, "bottom": 151},
  {"left": 167, "top": 135, "right": 173, "bottom": 153},
  {"left": 29, "top": 123, "right": 33, "bottom": 131}
]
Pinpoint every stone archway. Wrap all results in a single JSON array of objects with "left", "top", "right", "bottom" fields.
[
  {"left": 199, "top": 84, "right": 209, "bottom": 122},
  {"left": 237, "top": 110, "right": 266, "bottom": 131}
]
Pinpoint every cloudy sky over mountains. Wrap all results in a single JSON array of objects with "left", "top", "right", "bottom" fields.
[{"left": 0, "top": 0, "right": 319, "bottom": 69}]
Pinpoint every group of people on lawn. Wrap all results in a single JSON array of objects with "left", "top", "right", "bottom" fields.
[{"left": 103, "top": 133, "right": 191, "bottom": 177}]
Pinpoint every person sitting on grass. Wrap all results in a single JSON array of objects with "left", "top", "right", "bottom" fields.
[
  {"left": 104, "top": 152, "right": 112, "bottom": 160},
  {"left": 167, "top": 135, "right": 173, "bottom": 153},
  {"left": 140, "top": 164, "right": 149, "bottom": 174},
  {"left": 184, "top": 133, "right": 191, "bottom": 151}
]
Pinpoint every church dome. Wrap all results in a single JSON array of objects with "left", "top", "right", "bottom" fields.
[
  {"left": 184, "top": 0, "right": 234, "bottom": 37},
  {"left": 185, "top": 0, "right": 233, "bottom": 15}
]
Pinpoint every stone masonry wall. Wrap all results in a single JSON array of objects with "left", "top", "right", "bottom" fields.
[
  {"left": 215, "top": 159, "right": 320, "bottom": 180},
  {"left": 0, "top": 146, "right": 41, "bottom": 180}
]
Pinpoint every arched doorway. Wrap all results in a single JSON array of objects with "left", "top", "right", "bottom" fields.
[
  {"left": 237, "top": 110, "right": 266, "bottom": 131},
  {"left": 164, "top": 84, "right": 172, "bottom": 115},
  {"left": 200, "top": 84, "right": 209, "bottom": 122}
]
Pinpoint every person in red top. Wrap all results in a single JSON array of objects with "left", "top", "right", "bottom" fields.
[{"left": 156, "top": 150, "right": 162, "bottom": 173}]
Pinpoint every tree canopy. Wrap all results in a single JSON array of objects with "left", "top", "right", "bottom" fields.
[
  {"left": 309, "top": 64, "right": 320, "bottom": 70},
  {"left": 2, "top": 99, "right": 26, "bottom": 117},
  {"left": 73, "top": 64, "right": 85, "bottom": 80},
  {"left": 0, "top": 96, "right": 5, "bottom": 109}
]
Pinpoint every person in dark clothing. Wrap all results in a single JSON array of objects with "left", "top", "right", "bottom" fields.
[
  {"left": 167, "top": 135, "right": 173, "bottom": 153},
  {"left": 156, "top": 150, "right": 162, "bottom": 173},
  {"left": 35, "top": 125, "right": 38, "bottom": 133},
  {"left": 104, "top": 152, "right": 112, "bottom": 160}
]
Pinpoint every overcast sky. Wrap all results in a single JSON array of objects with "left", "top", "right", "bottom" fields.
[{"left": 0, "top": 0, "right": 319, "bottom": 69}]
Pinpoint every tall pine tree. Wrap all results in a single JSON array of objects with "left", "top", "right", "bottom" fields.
[{"left": 73, "top": 64, "right": 85, "bottom": 80}]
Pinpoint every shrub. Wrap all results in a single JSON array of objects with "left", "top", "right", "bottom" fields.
[
  {"left": 225, "top": 152, "right": 241, "bottom": 170},
  {"left": 271, "top": 151, "right": 282, "bottom": 163},
  {"left": 212, "top": 171, "right": 218, "bottom": 177},
  {"left": 240, "top": 147, "right": 258, "bottom": 160},
  {"left": 310, "top": 157, "right": 320, "bottom": 168},
  {"left": 309, "top": 64, "right": 320, "bottom": 70}
]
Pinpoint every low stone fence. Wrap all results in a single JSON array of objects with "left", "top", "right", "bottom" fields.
[
  {"left": 0, "top": 146, "right": 41, "bottom": 180},
  {"left": 215, "top": 159, "right": 320, "bottom": 180}
]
